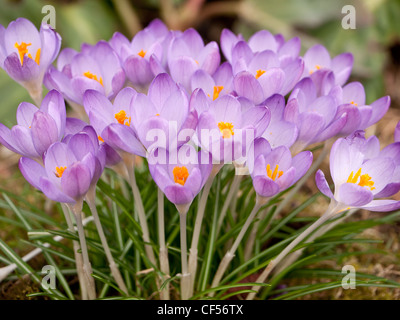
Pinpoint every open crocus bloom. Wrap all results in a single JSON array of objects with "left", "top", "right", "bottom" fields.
[
  {"left": 0, "top": 90, "right": 66, "bottom": 161},
  {"left": 333, "top": 81, "right": 391, "bottom": 136},
  {"left": 148, "top": 144, "right": 212, "bottom": 205},
  {"left": 167, "top": 28, "right": 220, "bottom": 92},
  {"left": 190, "top": 62, "right": 234, "bottom": 98},
  {"left": 316, "top": 131, "right": 400, "bottom": 211},
  {"left": 302, "top": 44, "right": 353, "bottom": 87},
  {"left": 83, "top": 87, "right": 146, "bottom": 158},
  {"left": 0, "top": 18, "right": 61, "bottom": 104},
  {"left": 196, "top": 93, "right": 270, "bottom": 164},
  {"left": 250, "top": 138, "right": 313, "bottom": 198},
  {"left": 110, "top": 19, "right": 168, "bottom": 89},
  {"left": 19, "top": 126, "right": 106, "bottom": 204},
  {"left": 44, "top": 40, "right": 125, "bottom": 106}
]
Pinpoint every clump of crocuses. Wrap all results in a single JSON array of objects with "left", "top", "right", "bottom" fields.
[{"left": 0, "top": 17, "right": 398, "bottom": 301}]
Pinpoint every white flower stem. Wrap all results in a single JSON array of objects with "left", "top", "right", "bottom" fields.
[
  {"left": 70, "top": 201, "right": 97, "bottom": 300},
  {"left": 216, "top": 174, "right": 242, "bottom": 237},
  {"left": 209, "top": 196, "right": 266, "bottom": 296},
  {"left": 158, "top": 188, "right": 170, "bottom": 300},
  {"left": 246, "top": 201, "right": 343, "bottom": 300},
  {"left": 86, "top": 188, "right": 128, "bottom": 295},
  {"left": 177, "top": 205, "right": 190, "bottom": 300},
  {"left": 124, "top": 154, "right": 157, "bottom": 267},
  {"left": 187, "top": 166, "right": 219, "bottom": 298},
  {"left": 272, "top": 208, "right": 356, "bottom": 276},
  {"left": 61, "top": 203, "right": 88, "bottom": 300}
]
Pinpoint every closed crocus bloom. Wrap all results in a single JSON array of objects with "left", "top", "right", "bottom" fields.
[
  {"left": 19, "top": 126, "right": 105, "bottom": 204},
  {"left": 231, "top": 41, "right": 304, "bottom": 105},
  {"left": 110, "top": 19, "right": 168, "bottom": 89},
  {"left": 284, "top": 77, "right": 347, "bottom": 154},
  {"left": 261, "top": 94, "right": 298, "bottom": 148},
  {"left": 196, "top": 93, "right": 270, "bottom": 163},
  {"left": 44, "top": 40, "right": 125, "bottom": 107},
  {"left": 0, "top": 90, "right": 66, "bottom": 161},
  {"left": 315, "top": 131, "right": 400, "bottom": 211},
  {"left": 83, "top": 87, "right": 146, "bottom": 158},
  {"left": 168, "top": 28, "right": 220, "bottom": 92},
  {"left": 220, "top": 29, "right": 300, "bottom": 66},
  {"left": 190, "top": 62, "right": 234, "bottom": 98},
  {"left": 148, "top": 144, "right": 212, "bottom": 206},
  {"left": 302, "top": 44, "right": 353, "bottom": 87},
  {"left": 250, "top": 138, "right": 313, "bottom": 198},
  {"left": 333, "top": 82, "right": 390, "bottom": 136},
  {"left": 0, "top": 18, "right": 61, "bottom": 105}
]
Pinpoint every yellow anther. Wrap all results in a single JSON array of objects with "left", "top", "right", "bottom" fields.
[
  {"left": 266, "top": 164, "right": 283, "bottom": 181},
  {"left": 218, "top": 122, "right": 234, "bottom": 139},
  {"left": 83, "top": 71, "right": 104, "bottom": 86},
  {"left": 138, "top": 49, "right": 146, "bottom": 58},
  {"left": 55, "top": 166, "right": 67, "bottom": 178},
  {"left": 173, "top": 166, "right": 189, "bottom": 186},
  {"left": 213, "top": 86, "right": 224, "bottom": 100},
  {"left": 255, "top": 69, "right": 266, "bottom": 79},
  {"left": 347, "top": 168, "right": 375, "bottom": 191},
  {"left": 114, "top": 110, "right": 131, "bottom": 126}
]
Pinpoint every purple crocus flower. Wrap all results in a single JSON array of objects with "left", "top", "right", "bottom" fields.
[
  {"left": 167, "top": 28, "right": 220, "bottom": 92},
  {"left": 195, "top": 93, "right": 270, "bottom": 163},
  {"left": 302, "top": 44, "right": 353, "bottom": 87},
  {"left": 0, "top": 18, "right": 61, "bottom": 105},
  {"left": 250, "top": 138, "right": 313, "bottom": 198},
  {"left": 148, "top": 144, "right": 212, "bottom": 206},
  {"left": 0, "top": 90, "right": 66, "bottom": 161},
  {"left": 230, "top": 41, "right": 304, "bottom": 105},
  {"left": 109, "top": 19, "right": 168, "bottom": 89},
  {"left": 83, "top": 87, "right": 146, "bottom": 158},
  {"left": 128, "top": 73, "right": 197, "bottom": 152},
  {"left": 284, "top": 77, "right": 348, "bottom": 154},
  {"left": 315, "top": 131, "right": 400, "bottom": 211},
  {"left": 190, "top": 62, "right": 234, "bottom": 99},
  {"left": 261, "top": 94, "right": 298, "bottom": 148},
  {"left": 220, "top": 28, "right": 300, "bottom": 66},
  {"left": 333, "top": 82, "right": 391, "bottom": 136},
  {"left": 19, "top": 126, "right": 106, "bottom": 203},
  {"left": 44, "top": 40, "right": 125, "bottom": 107}
]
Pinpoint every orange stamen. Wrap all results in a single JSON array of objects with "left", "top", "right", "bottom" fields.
[
  {"left": 138, "top": 49, "right": 146, "bottom": 58},
  {"left": 14, "top": 42, "right": 32, "bottom": 66},
  {"left": 55, "top": 166, "right": 67, "bottom": 178},
  {"left": 98, "top": 136, "right": 104, "bottom": 143},
  {"left": 213, "top": 86, "right": 224, "bottom": 100},
  {"left": 347, "top": 168, "right": 375, "bottom": 191},
  {"left": 218, "top": 122, "right": 234, "bottom": 139},
  {"left": 173, "top": 166, "right": 189, "bottom": 186},
  {"left": 114, "top": 110, "right": 131, "bottom": 126},
  {"left": 255, "top": 69, "right": 266, "bottom": 79},
  {"left": 266, "top": 164, "right": 283, "bottom": 181},
  {"left": 83, "top": 71, "right": 104, "bottom": 86}
]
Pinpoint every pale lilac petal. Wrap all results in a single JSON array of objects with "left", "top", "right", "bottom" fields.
[
  {"left": 31, "top": 111, "right": 59, "bottom": 156},
  {"left": 367, "top": 96, "right": 390, "bottom": 127},
  {"left": 40, "top": 176, "right": 75, "bottom": 203},
  {"left": 315, "top": 169, "right": 334, "bottom": 198},
  {"left": 252, "top": 175, "right": 280, "bottom": 197},
  {"left": 360, "top": 200, "right": 400, "bottom": 212},
  {"left": 61, "top": 163, "right": 91, "bottom": 200},
  {"left": 331, "top": 53, "right": 353, "bottom": 86},
  {"left": 234, "top": 71, "right": 264, "bottom": 105},
  {"left": 16, "top": 102, "right": 38, "bottom": 127},
  {"left": 19, "top": 157, "right": 46, "bottom": 190},
  {"left": 338, "top": 183, "right": 373, "bottom": 207}
]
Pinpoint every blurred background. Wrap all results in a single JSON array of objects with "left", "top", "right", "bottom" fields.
[{"left": 0, "top": 0, "right": 400, "bottom": 126}]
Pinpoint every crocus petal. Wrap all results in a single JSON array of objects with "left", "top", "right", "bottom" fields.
[
  {"left": 31, "top": 111, "right": 59, "bottom": 156},
  {"left": 367, "top": 96, "right": 390, "bottom": 127},
  {"left": 123, "top": 55, "right": 153, "bottom": 87},
  {"left": 252, "top": 175, "right": 280, "bottom": 198},
  {"left": 164, "top": 185, "right": 194, "bottom": 205},
  {"left": 40, "top": 176, "right": 75, "bottom": 203},
  {"left": 234, "top": 71, "right": 264, "bottom": 105},
  {"left": 16, "top": 102, "right": 38, "bottom": 127},
  {"left": 315, "top": 169, "right": 334, "bottom": 199},
  {"left": 291, "top": 150, "right": 313, "bottom": 183},
  {"left": 61, "top": 163, "right": 91, "bottom": 200},
  {"left": 360, "top": 200, "right": 400, "bottom": 212},
  {"left": 19, "top": 157, "right": 46, "bottom": 190},
  {"left": 40, "top": 90, "right": 66, "bottom": 140},
  {"left": 4, "top": 52, "right": 40, "bottom": 83},
  {"left": 331, "top": 53, "right": 353, "bottom": 86},
  {"left": 337, "top": 183, "right": 373, "bottom": 207}
]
